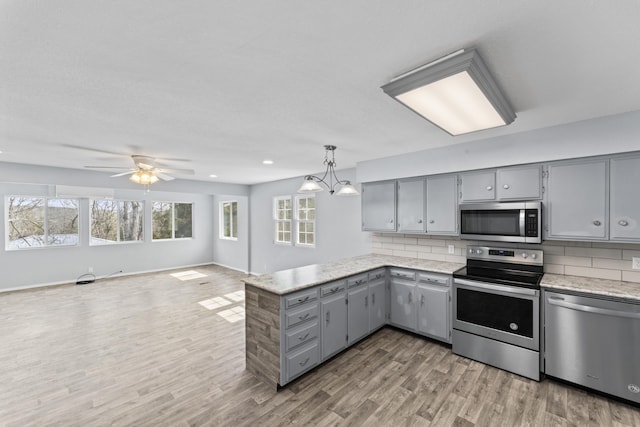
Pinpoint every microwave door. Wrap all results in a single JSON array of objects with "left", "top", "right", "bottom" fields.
[{"left": 461, "top": 209, "right": 522, "bottom": 236}]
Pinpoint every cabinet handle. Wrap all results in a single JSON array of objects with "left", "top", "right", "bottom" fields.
[
  {"left": 298, "top": 313, "right": 310, "bottom": 321},
  {"left": 299, "top": 357, "right": 310, "bottom": 367},
  {"left": 429, "top": 220, "right": 435, "bottom": 224},
  {"left": 418, "top": 219, "right": 423, "bottom": 224},
  {"left": 365, "top": 296, "right": 368, "bottom": 307},
  {"left": 593, "top": 220, "right": 602, "bottom": 226},
  {"left": 408, "top": 292, "right": 412, "bottom": 304},
  {"left": 486, "top": 186, "right": 493, "bottom": 191},
  {"left": 503, "top": 184, "right": 510, "bottom": 189},
  {"left": 421, "top": 294, "right": 425, "bottom": 306},
  {"left": 298, "top": 333, "right": 310, "bottom": 341},
  {"left": 330, "top": 286, "right": 339, "bottom": 294},
  {"left": 372, "top": 293, "right": 375, "bottom": 305},
  {"left": 619, "top": 220, "right": 629, "bottom": 227},
  {"left": 326, "top": 311, "right": 330, "bottom": 324},
  {"left": 297, "top": 296, "right": 309, "bottom": 303}
]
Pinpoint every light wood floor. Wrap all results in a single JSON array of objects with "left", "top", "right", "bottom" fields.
[{"left": 1, "top": 265, "right": 639, "bottom": 426}]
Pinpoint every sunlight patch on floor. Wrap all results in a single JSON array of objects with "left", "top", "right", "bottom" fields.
[
  {"left": 217, "top": 306, "right": 245, "bottom": 323},
  {"left": 198, "top": 296, "right": 232, "bottom": 310},
  {"left": 224, "top": 291, "right": 245, "bottom": 302},
  {"left": 171, "top": 270, "right": 208, "bottom": 281}
]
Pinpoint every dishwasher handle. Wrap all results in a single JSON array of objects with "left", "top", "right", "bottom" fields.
[{"left": 547, "top": 296, "right": 640, "bottom": 319}]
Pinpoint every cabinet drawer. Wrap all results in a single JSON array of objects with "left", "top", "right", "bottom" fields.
[
  {"left": 286, "top": 342, "right": 319, "bottom": 381},
  {"left": 285, "top": 304, "right": 319, "bottom": 329},
  {"left": 417, "top": 273, "right": 449, "bottom": 287},
  {"left": 389, "top": 269, "right": 416, "bottom": 281},
  {"left": 347, "top": 274, "right": 368, "bottom": 288},
  {"left": 368, "top": 268, "right": 386, "bottom": 281},
  {"left": 320, "top": 281, "right": 346, "bottom": 297},
  {"left": 285, "top": 289, "right": 318, "bottom": 309},
  {"left": 285, "top": 321, "right": 319, "bottom": 352}
]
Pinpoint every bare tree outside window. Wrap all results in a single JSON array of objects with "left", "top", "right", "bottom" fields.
[
  {"left": 91, "top": 199, "right": 143, "bottom": 244},
  {"left": 152, "top": 202, "right": 193, "bottom": 240},
  {"left": 7, "top": 196, "right": 78, "bottom": 249}
]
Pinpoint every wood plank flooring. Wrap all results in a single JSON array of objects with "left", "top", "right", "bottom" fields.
[{"left": 1, "top": 265, "right": 638, "bottom": 426}]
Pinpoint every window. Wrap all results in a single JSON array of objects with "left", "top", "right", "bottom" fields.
[
  {"left": 90, "top": 200, "right": 144, "bottom": 245},
  {"left": 296, "top": 195, "right": 315, "bottom": 246},
  {"left": 6, "top": 196, "right": 79, "bottom": 249},
  {"left": 220, "top": 201, "right": 238, "bottom": 240},
  {"left": 273, "top": 196, "right": 292, "bottom": 244},
  {"left": 152, "top": 202, "right": 193, "bottom": 240}
]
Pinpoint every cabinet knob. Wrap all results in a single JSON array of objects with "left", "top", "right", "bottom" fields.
[
  {"left": 593, "top": 220, "right": 602, "bottom": 226},
  {"left": 388, "top": 219, "right": 394, "bottom": 223},
  {"left": 619, "top": 220, "right": 629, "bottom": 227},
  {"left": 486, "top": 186, "right": 493, "bottom": 191},
  {"left": 429, "top": 219, "right": 435, "bottom": 224},
  {"left": 418, "top": 219, "right": 423, "bottom": 224},
  {"left": 503, "top": 184, "right": 510, "bottom": 189}
]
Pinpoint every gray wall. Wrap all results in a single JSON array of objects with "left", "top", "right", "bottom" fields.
[
  {"left": 357, "top": 109, "right": 640, "bottom": 182},
  {"left": 249, "top": 168, "right": 371, "bottom": 275},
  {"left": 213, "top": 194, "right": 249, "bottom": 273}
]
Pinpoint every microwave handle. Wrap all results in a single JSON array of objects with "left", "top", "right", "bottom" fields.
[{"left": 519, "top": 210, "right": 525, "bottom": 237}]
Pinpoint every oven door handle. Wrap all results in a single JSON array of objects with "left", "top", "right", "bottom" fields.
[
  {"left": 519, "top": 209, "right": 525, "bottom": 237},
  {"left": 454, "top": 278, "right": 538, "bottom": 296},
  {"left": 547, "top": 296, "right": 640, "bottom": 319}
]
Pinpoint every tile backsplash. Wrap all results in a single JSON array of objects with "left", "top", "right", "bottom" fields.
[{"left": 371, "top": 233, "right": 640, "bottom": 284}]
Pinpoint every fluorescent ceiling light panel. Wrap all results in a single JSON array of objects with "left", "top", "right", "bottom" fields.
[{"left": 382, "top": 48, "right": 516, "bottom": 136}]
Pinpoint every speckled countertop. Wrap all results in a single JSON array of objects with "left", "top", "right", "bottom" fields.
[
  {"left": 243, "top": 254, "right": 464, "bottom": 295},
  {"left": 541, "top": 274, "right": 640, "bottom": 303}
]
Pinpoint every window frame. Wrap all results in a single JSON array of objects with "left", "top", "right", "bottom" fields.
[
  {"left": 219, "top": 200, "right": 238, "bottom": 241},
  {"left": 89, "top": 199, "right": 145, "bottom": 246},
  {"left": 273, "top": 195, "right": 292, "bottom": 245},
  {"left": 152, "top": 201, "right": 194, "bottom": 241},
  {"left": 295, "top": 194, "right": 316, "bottom": 248},
  {"left": 5, "top": 195, "right": 80, "bottom": 251}
]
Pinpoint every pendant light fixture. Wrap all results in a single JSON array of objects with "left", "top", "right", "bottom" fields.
[
  {"left": 297, "top": 145, "right": 359, "bottom": 196},
  {"left": 381, "top": 48, "right": 516, "bottom": 136}
]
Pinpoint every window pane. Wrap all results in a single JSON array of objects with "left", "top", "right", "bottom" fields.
[
  {"left": 174, "top": 203, "right": 193, "bottom": 238},
  {"left": 308, "top": 197, "right": 315, "bottom": 209},
  {"left": 152, "top": 202, "right": 172, "bottom": 239},
  {"left": 46, "top": 199, "right": 79, "bottom": 246},
  {"left": 231, "top": 201, "right": 238, "bottom": 238},
  {"left": 307, "top": 233, "right": 314, "bottom": 245},
  {"left": 91, "top": 200, "right": 117, "bottom": 244},
  {"left": 119, "top": 201, "right": 143, "bottom": 242},
  {"left": 7, "top": 197, "right": 45, "bottom": 248},
  {"left": 223, "top": 202, "right": 231, "bottom": 237}
]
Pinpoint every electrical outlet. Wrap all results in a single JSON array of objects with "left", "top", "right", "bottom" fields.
[
  {"left": 448, "top": 245, "right": 455, "bottom": 254},
  {"left": 88, "top": 266, "right": 93, "bottom": 273},
  {"left": 633, "top": 257, "right": 640, "bottom": 270}
]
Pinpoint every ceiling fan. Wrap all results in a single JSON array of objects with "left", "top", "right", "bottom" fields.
[{"left": 85, "top": 155, "right": 195, "bottom": 184}]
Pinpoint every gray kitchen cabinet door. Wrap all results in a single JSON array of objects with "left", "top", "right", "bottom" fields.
[
  {"left": 547, "top": 160, "right": 608, "bottom": 240},
  {"left": 347, "top": 286, "right": 369, "bottom": 345},
  {"left": 610, "top": 156, "right": 640, "bottom": 241},
  {"left": 389, "top": 280, "right": 417, "bottom": 331},
  {"left": 369, "top": 280, "right": 386, "bottom": 331},
  {"left": 397, "top": 178, "right": 426, "bottom": 232},
  {"left": 460, "top": 171, "right": 496, "bottom": 202},
  {"left": 496, "top": 166, "right": 542, "bottom": 200},
  {"left": 417, "top": 284, "right": 450, "bottom": 343},
  {"left": 361, "top": 181, "right": 396, "bottom": 231},
  {"left": 426, "top": 174, "right": 457, "bottom": 234},
  {"left": 321, "top": 293, "right": 347, "bottom": 360}
]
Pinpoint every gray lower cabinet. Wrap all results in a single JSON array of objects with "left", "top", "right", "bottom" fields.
[
  {"left": 368, "top": 278, "right": 386, "bottom": 331},
  {"left": 321, "top": 284, "right": 348, "bottom": 360},
  {"left": 347, "top": 284, "right": 369, "bottom": 345},
  {"left": 388, "top": 269, "right": 417, "bottom": 331},
  {"left": 610, "top": 156, "right": 640, "bottom": 241},
  {"left": 544, "top": 291, "right": 640, "bottom": 404},
  {"left": 416, "top": 272, "right": 451, "bottom": 343},
  {"left": 546, "top": 159, "right": 608, "bottom": 240},
  {"left": 426, "top": 174, "right": 457, "bottom": 234},
  {"left": 361, "top": 181, "right": 396, "bottom": 231}
]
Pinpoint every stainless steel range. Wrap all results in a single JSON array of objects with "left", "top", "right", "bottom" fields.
[{"left": 452, "top": 245, "right": 544, "bottom": 380}]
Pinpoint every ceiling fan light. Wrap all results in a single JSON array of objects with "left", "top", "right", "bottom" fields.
[
  {"left": 335, "top": 181, "right": 360, "bottom": 196},
  {"left": 297, "top": 176, "right": 324, "bottom": 193},
  {"left": 129, "top": 172, "right": 141, "bottom": 183}
]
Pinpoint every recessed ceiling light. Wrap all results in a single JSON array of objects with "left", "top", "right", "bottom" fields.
[
  {"left": 263, "top": 160, "right": 274, "bottom": 165},
  {"left": 209, "top": 174, "right": 218, "bottom": 178}
]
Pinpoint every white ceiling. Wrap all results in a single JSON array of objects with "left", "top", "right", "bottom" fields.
[{"left": 2, "top": 1, "right": 640, "bottom": 185}]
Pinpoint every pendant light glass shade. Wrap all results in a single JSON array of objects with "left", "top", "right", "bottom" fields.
[
  {"left": 335, "top": 181, "right": 360, "bottom": 196},
  {"left": 297, "top": 176, "right": 324, "bottom": 193}
]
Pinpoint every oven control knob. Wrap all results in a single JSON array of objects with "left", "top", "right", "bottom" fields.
[
  {"left": 475, "top": 249, "right": 483, "bottom": 255},
  {"left": 531, "top": 253, "right": 537, "bottom": 259},
  {"left": 521, "top": 252, "right": 528, "bottom": 259},
  {"left": 468, "top": 248, "right": 474, "bottom": 254}
]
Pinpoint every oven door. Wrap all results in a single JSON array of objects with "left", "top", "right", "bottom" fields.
[{"left": 453, "top": 278, "right": 539, "bottom": 351}]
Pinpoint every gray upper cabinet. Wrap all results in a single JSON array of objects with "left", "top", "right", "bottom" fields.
[
  {"left": 426, "top": 174, "right": 458, "bottom": 234},
  {"left": 460, "top": 171, "right": 496, "bottom": 202},
  {"left": 397, "top": 178, "right": 426, "bottom": 233},
  {"left": 610, "top": 156, "right": 640, "bottom": 241},
  {"left": 496, "top": 166, "right": 542, "bottom": 200},
  {"left": 546, "top": 160, "right": 608, "bottom": 240},
  {"left": 361, "top": 181, "right": 396, "bottom": 232}
]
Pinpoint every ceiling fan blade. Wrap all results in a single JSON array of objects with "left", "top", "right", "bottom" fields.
[
  {"left": 110, "top": 171, "right": 136, "bottom": 178},
  {"left": 64, "top": 144, "right": 129, "bottom": 156},
  {"left": 154, "top": 171, "right": 175, "bottom": 181},
  {"left": 85, "top": 165, "right": 132, "bottom": 170},
  {"left": 155, "top": 167, "right": 195, "bottom": 175}
]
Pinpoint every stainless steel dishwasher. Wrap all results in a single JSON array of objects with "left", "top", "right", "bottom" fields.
[{"left": 544, "top": 290, "right": 640, "bottom": 404}]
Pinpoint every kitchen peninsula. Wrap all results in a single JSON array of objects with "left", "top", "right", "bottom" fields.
[{"left": 243, "top": 254, "right": 464, "bottom": 389}]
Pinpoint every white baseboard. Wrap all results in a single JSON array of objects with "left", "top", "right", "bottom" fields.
[{"left": 211, "top": 262, "right": 249, "bottom": 274}]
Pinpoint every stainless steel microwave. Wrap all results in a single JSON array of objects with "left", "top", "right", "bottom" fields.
[{"left": 459, "top": 201, "right": 542, "bottom": 243}]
